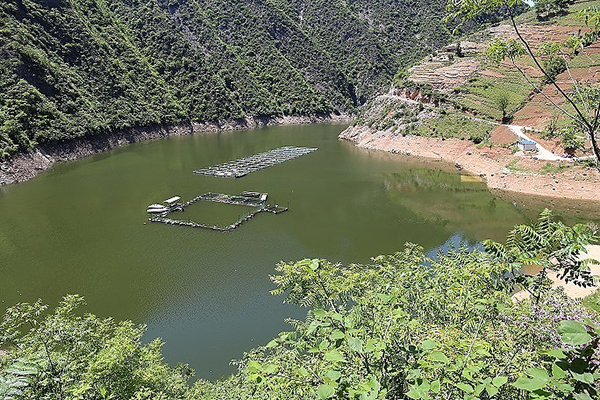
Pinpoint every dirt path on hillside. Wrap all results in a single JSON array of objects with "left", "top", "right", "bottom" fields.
[{"left": 508, "top": 125, "right": 569, "bottom": 161}]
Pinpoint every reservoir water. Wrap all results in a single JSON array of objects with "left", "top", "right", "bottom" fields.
[{"left": 0, "top": 123, "right": 596, "bottom": 380}]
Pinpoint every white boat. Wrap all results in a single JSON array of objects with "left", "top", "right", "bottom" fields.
[{"left": 147, "top": 206, "right": 169, "bottom": 213}]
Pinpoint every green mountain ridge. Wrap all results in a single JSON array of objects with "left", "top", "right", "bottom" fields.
[{"left": 0, "top": 0, "right": 452, "bottom": 160}]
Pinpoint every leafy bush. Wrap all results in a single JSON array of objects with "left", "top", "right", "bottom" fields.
[
  {"left": 192, "top": 210, "right": 599, "bottom": 399},
  {"left": 2, "top": 211, "right": 598, "bottom": 399},
  {"left": 0, "top": 295, "right": 192, "bottom": 399},
  {"left": 559, "top": 123, "right": 586, "bottom": 151},
  {"left": 542, "top": 56, "right": 568, "bottom": 84}
]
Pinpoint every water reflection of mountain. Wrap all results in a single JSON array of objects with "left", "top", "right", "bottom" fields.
[
  {"left": 383, "top": 167, "right": 600, "bottom": 242},
  {"left": 383, "top": 169, "right": 533, "bottom": 242}
]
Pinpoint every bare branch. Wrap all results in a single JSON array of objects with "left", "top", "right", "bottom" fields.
[
  {"left": 561, "top": 51, "right": 590, "bottom": 114},
  {"left": 509, "top": 14, "right": 592, "bottom": 129},
  {"left": 592, "top": 100, "right": 600, "bottom": 131},
  {"left": 510, "top": 59, "right": 583, "bottom": 123}
]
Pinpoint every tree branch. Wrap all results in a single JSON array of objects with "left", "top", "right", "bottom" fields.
[
  {"left": 509, "top": 14, "right": 592, "bottom": 129},
  {"left": 510, "top": 59, "right": 581, "bottom": 123},
  {"left": 561, "top": 51, "right": 590, "bottom": 114}
]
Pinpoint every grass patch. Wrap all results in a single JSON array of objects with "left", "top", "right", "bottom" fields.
[
  {"left": 415, "top": 113, "right": 495, "bottom": 142},
  {"left": 567, "top": 51, "right": 600, "bottom": 68},
  {"left": 583, "top": 288, "right": 600, "bottom": 314},
  {"left": 453, "top": 65, "right": 535, "bottom": 121},
  {"left": 539, "top": 162, "right": 572, "bottom": 174},
  {"left": 505, "top": 159, "right": 529, "bottom": 173},
  {"left": 555, "top": 0, "right": 600, "bottom": 26}
]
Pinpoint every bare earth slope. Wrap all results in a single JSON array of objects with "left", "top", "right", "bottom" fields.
[{"left": 341, "top": 2, "right": 600, "bottom": 205}]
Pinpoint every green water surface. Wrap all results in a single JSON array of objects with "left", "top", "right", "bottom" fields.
[{"left": 0, "top": 123, "right": 596, "bottom": 379}]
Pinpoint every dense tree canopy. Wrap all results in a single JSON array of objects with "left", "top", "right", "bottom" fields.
[{"left": 0, "top": 0, "right": 453, "bottom": 160}]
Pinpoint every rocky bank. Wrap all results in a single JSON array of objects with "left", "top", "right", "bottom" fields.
[
  {"left": 0, "top": 114, "right": 350, "bottom": 186},
  {"left": 340, "top": 124, "right": 600, "bottom": 204}
]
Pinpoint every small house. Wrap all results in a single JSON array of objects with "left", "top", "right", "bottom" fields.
[
  {"left": 164, "top": 196, "right": 181, "bottom": 206},
  {"left": 518, "top": 140, "right": 537, "bottom": 152}
]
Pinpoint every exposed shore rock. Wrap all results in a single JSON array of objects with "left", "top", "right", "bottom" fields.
[
  {"left": 340, "top": 125, "right": 600, "bottom": 206},
  {"left": 0, "top": 114, "right": 351, "bottom": 186}
]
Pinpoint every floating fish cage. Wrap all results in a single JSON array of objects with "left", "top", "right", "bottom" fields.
[
  {"left": 146, "top": 191, "right": 288, "bottom": 231},
  {"left": 193, "top": 146, "right": 317, "bottom": 178}
]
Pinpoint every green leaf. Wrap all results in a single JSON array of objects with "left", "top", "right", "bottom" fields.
[
  {"left": 377, "top": 293, "right": 391, "bottom": 303},
  {"left": 486, "top": 385, "right": 498, "bottom": 397},
  {"left": 246, "top": 360, "right": 262, "bottom": 373},
  {"left": 405, "top": 387, "right": 424, "bottom": 399},
  {"left": 370, "top": 378, "right": 381, "bottom": 392},
  {"left": 348, "top": 337, "right": 363, "bottom": 353},
  {"left": 310, "top": 259, "right": 320, "bottom": 271},
  {"left": 263, "top": 364, "right": 278, "bottom": 374},
  {"left": 555, "top": 382, "right": 574, "bottom": 394},
  {"left": 474, "top": 383, "right": 485, "bottom": 395},
  {"left": 326, "top": 370, "right": 341, "bottom": 382},
  {"left": 456, "top": 383, "right": 473, "bottom": 393},
  {"left": 583, "top": 317, "right": 600, "bottom": 335},
  {"left": 324, "top": 350, "right": 345, "bottom": 362},
  {"left": 422, "top": 340, "right": 437, "bottom": 350},
  {"left": 558, "top": 321, "right": 591, "bottom": 345},
  {"left": 430, "top": 380, "right": 440, "bottom": 393},
  {"left": 552, "top": 363, "right": 567, "bottom": 379},
  {"left": 317, "top": 383, "right": 335, "bottom": 399},
  {"left": 572, "top": 372, "right": 594, "bottom": 384},
  {"left": 330, "top": 330, "right": 345, "bottom": 340},
  {"left": 545, "top": 349, "right": 567, "bottom": 359},
  {"left": 406, "top": 380, "right": 430, "bottom": 399},
  {"left": 513, "top": 368, "right": 550, "bottom": 392},
  {"left": 364, "top": 340, "right": 376, "bottom": 352},
  {"left": 492, "top": 376, "right": 508, "bottom": 388},
  {"left": 393, "top": 308, "right": 407, "bottom": 320},
  {"left": 429, "top": 350, "right": 449, "bottom": 364},
  {"left": 5, "top": 361, "right": 38, "bottom": 376}
]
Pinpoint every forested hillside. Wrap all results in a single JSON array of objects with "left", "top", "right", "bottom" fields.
[{"left": 0, "top": 0, "right": 452, "bottom": 160}]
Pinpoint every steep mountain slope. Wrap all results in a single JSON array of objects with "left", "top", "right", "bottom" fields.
[
  {"left": 0, "top": 0, "right": 452, "bottom": 160},
  {"left": 341, "top": 2, "right": 600, "bottom": 202}
]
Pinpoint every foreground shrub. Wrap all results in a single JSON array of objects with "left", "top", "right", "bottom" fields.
[
  {"left": 0, "top": 295, "right": 192, "bottom": 399},
  {"left": 2, "top": 210, "right": 598, "bottom": 399}
]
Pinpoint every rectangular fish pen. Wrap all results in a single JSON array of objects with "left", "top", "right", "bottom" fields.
[
  {"left": 146, "top": 191, "right": 288, "bottom": 231},
  {"left": 193, "top": 146, "right": 317, "bottom": 178}
]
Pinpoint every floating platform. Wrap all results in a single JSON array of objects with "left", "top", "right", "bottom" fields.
[
  {"left": 146, "top": 196, "right": 183, "bottom": 214},
  {"left": 146, "top": 191, "right": 288, "bottom": 232},
  {"left": 193, "top": 146, "right": 317, "bottom": 178}
]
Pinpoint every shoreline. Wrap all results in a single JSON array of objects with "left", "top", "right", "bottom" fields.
[
  {"left": 340, "top": 125, "right": 600, "bottom": 204},
  {"left": 0, "top": 114, "right": 351, "bottom": 186},
  {"left": 513, "top": 245, "right": 600, "bottom": 301}
]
